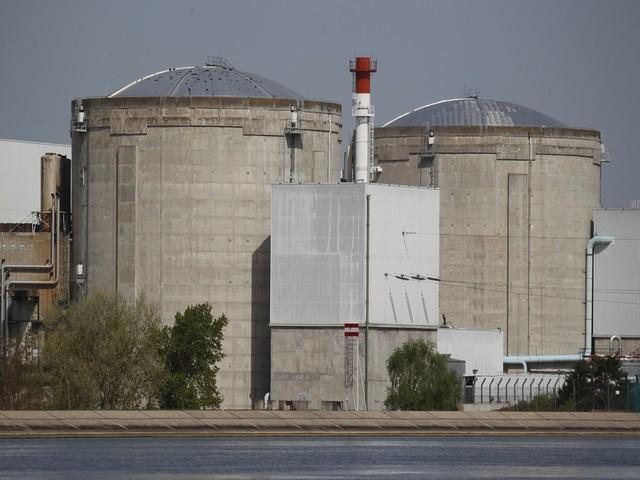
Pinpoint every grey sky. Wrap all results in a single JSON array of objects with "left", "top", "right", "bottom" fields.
[{"left": 1, "top": 0, "right": 638, "bottom": 207}]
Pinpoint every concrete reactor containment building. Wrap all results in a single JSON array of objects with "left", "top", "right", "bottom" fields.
[
  {"left": 373, "top": 97, "right": 603, "bottom": 364},
  {"left": 70, "top": 58, "right": 342, "bottom": 408}
]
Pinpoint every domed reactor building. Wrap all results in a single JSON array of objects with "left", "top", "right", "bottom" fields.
[
  {"left": 373, "top": 97, "right": 603, "bottom": 364},
  {"left": 70, "top": 58, "right": 342, "bottom": 408}
]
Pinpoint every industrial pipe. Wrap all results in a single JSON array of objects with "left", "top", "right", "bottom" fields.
[
  {"left": 2, "top": 194, "right": 60, "bottom": 351},
  {"left": 8, "top": 194, "right": 61, "bottom": 291},
  {"left": 519, "top": 360, "right": 528, "bottom": 374},
  {"left": 327, "top": 114, "right": 332, "bottom": 182},
  {"left": 586, "top": 235, "right": 615, "bottom": 356},
  {"left": 503, "top": 354, "right": 581, "bottom": 368},
  {"left": 364, "top": 194, "right": 371, "bottom": 409},
  {"left": 610, "top": 335, "right": 622, "bottom": 355},
  {"left": 1, "top": 195, "right": 57, "bottom": 351},
  {"left": 503, "top": 235, "right": 615, "bottom": 367}
]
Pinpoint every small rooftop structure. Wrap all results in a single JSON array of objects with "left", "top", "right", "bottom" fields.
[
  {"left": 109, "top": 57, "right": 304, "bottom": 99},
  {"left": 383, "top": 97, "right": 566, "bottom": 128}
]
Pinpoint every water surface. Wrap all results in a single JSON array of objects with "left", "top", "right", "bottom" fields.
[{"left": 0, "top": 435, "right": 639, "bottom": 479}]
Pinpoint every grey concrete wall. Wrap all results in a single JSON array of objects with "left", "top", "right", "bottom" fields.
[
  {"left": 71, "top": 97, "right": 342, "bottom": 409},
  {"left": 270, "top": 326, "right": 436, "bottom": 411},
  {"left": 374, "top": 126, "right": 602, "bottom": 357}
]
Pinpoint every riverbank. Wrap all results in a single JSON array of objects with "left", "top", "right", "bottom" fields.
[{"left": 1, "top": 410, "right": 639, "bottom": 438}]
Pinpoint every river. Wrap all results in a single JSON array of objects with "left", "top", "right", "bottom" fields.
[{"left": 0, "top": 435, "right": 639, "bottom": 479}]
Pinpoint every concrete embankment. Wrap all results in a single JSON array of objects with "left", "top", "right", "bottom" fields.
[{"left": 1, "top": 410, "right": 639, "bottom": 438}]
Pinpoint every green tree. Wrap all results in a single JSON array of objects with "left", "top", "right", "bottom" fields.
[
  {"left": 558, "top": 355, "right": 626, "bottom": 411},
  {"left": 160, "top": 303, "right": 228, "bottom": 409},
  {"left": 43, "top": 293, "right": 164, "bottom": 409},
  {"left": 385, "top": 339, "right": 460, "bottom": 411}
]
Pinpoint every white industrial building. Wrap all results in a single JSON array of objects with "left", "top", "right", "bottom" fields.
[
  {"left": 270, "top": 184, "right": 440, "bottom": 328},
  {"left": 270, "top": 183, "right": 439, "bottom": 410},
  {"left": 0, "top": 139, "right": 71, "bottom": 223},
  {"left": 593, "top": 208, "right": 640, "bottom": 354}
]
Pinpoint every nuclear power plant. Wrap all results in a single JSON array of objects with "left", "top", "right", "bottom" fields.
[{"left": 1, "top": 55, "right": 639, "bottom": 411}]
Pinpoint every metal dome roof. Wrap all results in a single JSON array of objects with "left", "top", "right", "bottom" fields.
[
  {"left": 382, "top": 97, "right": 566, "bottom": 128},
  {"left": 109, "top": 58, "right": 304, "bottom": 100}
]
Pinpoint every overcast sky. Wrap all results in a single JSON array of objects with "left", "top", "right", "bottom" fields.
[{"left": 1, "top": 0, "right": 638, "bottom": 207}]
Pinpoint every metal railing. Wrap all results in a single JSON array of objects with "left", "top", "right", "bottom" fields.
[
  {"left": 466, "top": 373, "right": 640, "bottom": 412},
  {"left": 465, "top": 374, "right": 565, "bottom": 407}
]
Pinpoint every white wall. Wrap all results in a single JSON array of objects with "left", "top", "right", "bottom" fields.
[
  {"left": 437, "top": 328, "right": 504, "bottom": 376},
  {"left": 0, "top": 139, "right": 71, "bottom": 223},
  {"left": 270, "top": 183, "right": 439, "bottom": 327},
  {"left": 271, "top": 184, "right": 366, "bottom": 326},
  {"left": 367, "top": 184, "right": 439, "bottom": 327},
  {"left": 593, "top": 209, "right": 640, "bottom": 337}
]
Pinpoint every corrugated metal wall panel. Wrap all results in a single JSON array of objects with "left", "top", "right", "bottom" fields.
[
  {"left": 271, "top": 184, "right": 366, "bottom": 326},
  {"left": 270, "top": 184, "right": 439, "bottom": 327},
  {"left": 366, "top": 184, "right": 439, "bottom": 327}
]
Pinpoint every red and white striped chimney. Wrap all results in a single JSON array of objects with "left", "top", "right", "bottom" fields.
[{"left": 350, "top": 57, "right": 377, "bottom": 183}]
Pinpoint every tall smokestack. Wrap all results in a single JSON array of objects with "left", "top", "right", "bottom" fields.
[
  {"left": 350, "top": 57, "right": 377, "bottom": 183},
  {"left": 41, "top": 153, "right": 71, "bottom": 231}
]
